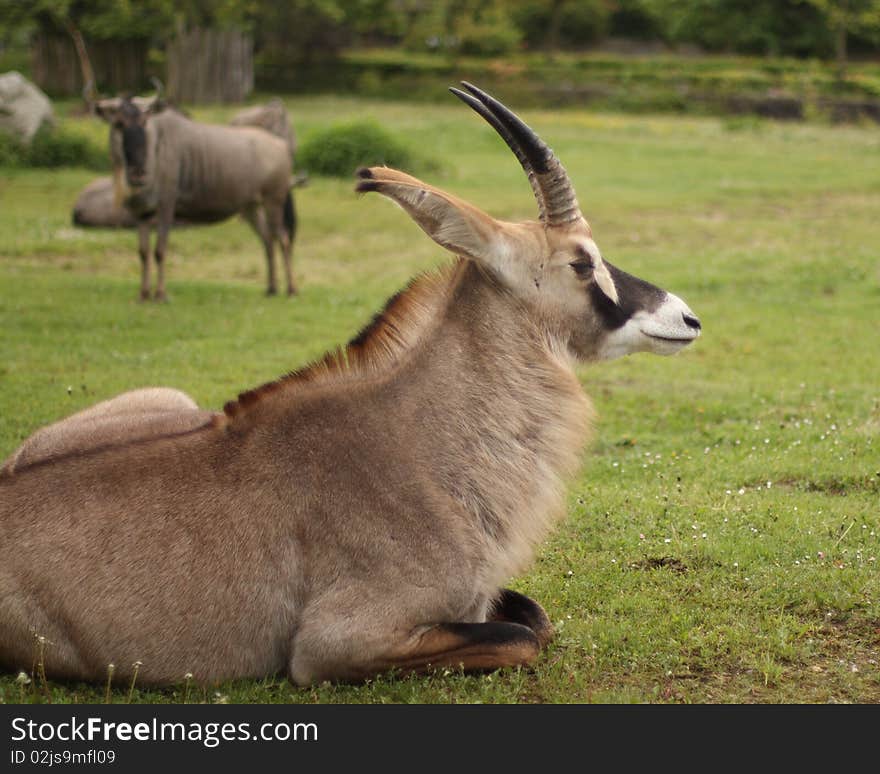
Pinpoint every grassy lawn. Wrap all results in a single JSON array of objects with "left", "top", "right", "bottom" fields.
[{"left": 0, "top": 95, "right": 878, "bottom": 704}]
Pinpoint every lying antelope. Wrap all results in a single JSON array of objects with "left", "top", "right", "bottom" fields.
[{"left": 0, "top": 84, "right": 700, "bottom": 687}]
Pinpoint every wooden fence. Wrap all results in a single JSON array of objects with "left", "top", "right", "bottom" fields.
[
  {"left": 30, "top": 34, "right": 149, "bottom": 97},
  {"left": 166, "top": 28, "right": 253, "bottom": 104}
]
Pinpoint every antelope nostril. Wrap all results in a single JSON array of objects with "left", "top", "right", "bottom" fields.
[{"left": 683, "top": 313, "right": 701, "bottom": 330}]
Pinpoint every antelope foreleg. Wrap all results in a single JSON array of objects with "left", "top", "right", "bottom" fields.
[{"left": 291, "top": 621, "right": 540, "bottom": 686}]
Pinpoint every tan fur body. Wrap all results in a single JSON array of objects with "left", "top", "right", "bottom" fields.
[{"left": 0, "top": 260, "right": 591, "bottom": 685}]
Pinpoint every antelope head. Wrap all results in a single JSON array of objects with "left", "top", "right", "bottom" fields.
[{"left": 356, "top": 82, "right": 701, "bottom": 363}]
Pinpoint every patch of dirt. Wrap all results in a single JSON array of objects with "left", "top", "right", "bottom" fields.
[
  {"left": 756, "top": 475, "right": 879, "bottom": 496},
  {"left": 629, "top": 556, "right": 688, "bottom": 573}
]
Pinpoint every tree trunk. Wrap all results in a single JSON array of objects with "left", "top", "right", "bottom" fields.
[{"left": 835, "top": 0, "right": 849, "bottom": 81}]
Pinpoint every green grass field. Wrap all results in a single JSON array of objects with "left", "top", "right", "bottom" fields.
[{"left": 0, "top": 95, "right": 878, "bottom": 704}]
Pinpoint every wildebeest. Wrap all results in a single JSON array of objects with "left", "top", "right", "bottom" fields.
[
  {"left": 74, "top": 100, "right": 304, "bottom": 230},
  {"left": 94, "top": 93, "right": 298, "bottom": 300},
  {"left": 0, "top": 84, "right": 701, "bottom": 686}
]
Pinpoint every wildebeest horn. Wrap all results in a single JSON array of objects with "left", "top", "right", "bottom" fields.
[
  {"left": 451, "top": 81, "right": 582, "bottom": 227},
  {"left": 150, "top": 77, "right": 164, "bottom": 102}
]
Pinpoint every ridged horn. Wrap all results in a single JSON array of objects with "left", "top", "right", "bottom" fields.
[
  {"left": 449, "top": 86, "right": 547, "bottom": 222},
  {"left": 453, "top": 81, "right": 582, "bottom": 226}
]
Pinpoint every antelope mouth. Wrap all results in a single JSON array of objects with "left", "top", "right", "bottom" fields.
[{"left": 643, "top": 332, "right": 699, "bottom": 343}]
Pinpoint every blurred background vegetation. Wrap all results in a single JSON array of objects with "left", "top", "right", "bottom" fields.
[{"left": 1, "top": 1, "right": 880, "bottom": 122}]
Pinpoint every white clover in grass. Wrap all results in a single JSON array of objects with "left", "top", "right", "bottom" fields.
[{"left": 15, "top": 671, "right": 31, "bottom": 685}]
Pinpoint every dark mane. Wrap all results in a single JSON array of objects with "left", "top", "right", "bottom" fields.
[{"left": 222, "top": 260, "right": 464, "bottom": 421}]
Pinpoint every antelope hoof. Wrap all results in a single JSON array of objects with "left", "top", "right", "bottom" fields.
[
  {"left": 139, "top": 289, "right": 151, "bottom": 302},
  {"left": 266, "top": 287, "right": 278, "bottom": 297},
  {"left": 489, "top": 589, "right": 555, "bottom": 650},
  {"left": 287, "top": 286, "right": 298, "bottom": 297},
  {"left": 153, "top": 291, "right": 168, "bottom": 303}
]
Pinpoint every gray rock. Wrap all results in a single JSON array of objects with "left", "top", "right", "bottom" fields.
[{"left": 0, "top": 71, "right": 54, "bottom": 143}]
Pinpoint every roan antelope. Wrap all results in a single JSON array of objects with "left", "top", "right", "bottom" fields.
[{"left": 0, "top": 84, "right": 700, "bottom": 686}]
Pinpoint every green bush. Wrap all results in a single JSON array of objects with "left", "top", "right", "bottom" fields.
[
  {"left": 297, "top": 120, "right": 421, "bottom": 178},
  {"left": 0, "top": 125, "right": 108, "bottom": 170}
]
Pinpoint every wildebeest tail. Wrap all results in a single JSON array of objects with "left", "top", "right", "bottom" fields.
[{"left": 283, "top": 190, "right": 296, "bottom": 241}]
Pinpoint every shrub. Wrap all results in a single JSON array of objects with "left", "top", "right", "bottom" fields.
[
  {"left": 0, "top": 125, "right": 108, "bottom": 170},
  {"left": 297, "top": 120, "right": 419, "bottom": 178}
]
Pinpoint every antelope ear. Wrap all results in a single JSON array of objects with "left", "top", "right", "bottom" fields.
[{"left": 355, "top": 166, "right": 515, "bottom": 279}]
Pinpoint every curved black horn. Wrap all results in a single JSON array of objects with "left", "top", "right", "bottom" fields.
[
  {"left": 456, "top": 81, "right": 581, "bottom": 226},
  {"left": 449, "top": 87, "right": 546, "bottom": 222},
  {"left": 150, "top": 76, "right": 164, "bottom": 101}
]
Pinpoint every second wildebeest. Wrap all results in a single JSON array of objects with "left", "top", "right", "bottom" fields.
[{"left": 94, "top": 94, "right": 297, "bottom": 300}]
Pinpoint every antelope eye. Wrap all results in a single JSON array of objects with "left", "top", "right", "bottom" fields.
[{"left": 569, "top": 246, "right": 595, "bottom": 277}]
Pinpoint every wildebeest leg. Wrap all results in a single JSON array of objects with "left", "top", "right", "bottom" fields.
[
  {"left": 266, "top": 201, "right": 296, "bottom": 297},
  {"left": 289, "top": 620, "right": 540, "bottom": 686},
  {"left": 244, "top": 204, "right": 277, "bottom": 295},
  {"left": 488, "top": 589, "right": 554, "bottom": 649},
  {"left": 137, "top": 220, "right": 152, "bottom": 301},
  {"left": 153, "top": 205, "right": 173, "bottom": 302},
  {"left": 279, "top": 191, "right": 297, "bottom": 296}
]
